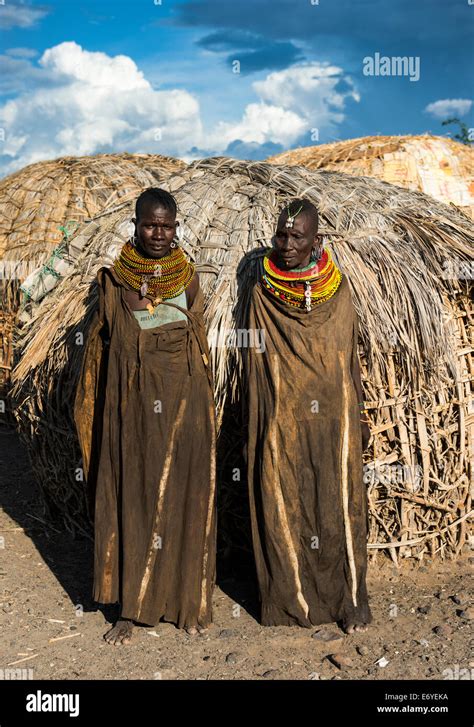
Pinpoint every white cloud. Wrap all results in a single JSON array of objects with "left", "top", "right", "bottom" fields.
[
  {"left": 254, "top": 64, "right": 360, "bottom": 116},
  {"left": 39, "top": 43, "right": 149, "bottom": 91},
  {"left": 0, "top": 42, "right": 203, "bottom": 174},
  {"left": 5, "top": 47, "right": 39, "bottom": 59},
  {"left": 425, "top": 98, "right": 472, "bottom": 119},
  {"left": 0, "top": 47, "right": 359, "bottom": 174},
  {"left": 0, "top": 2, "right": 49, "bottom": 30},
  {"left": 211, "top": 103, "right": 306, "bottom": 148},
  {"left": 207, "top": 62, "right": 359, "bottom": 150}
]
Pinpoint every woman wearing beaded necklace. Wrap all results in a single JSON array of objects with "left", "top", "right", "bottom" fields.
[
  {"left": 74, "top": 188, "right": 217, "bottom": 644},
  {"left": 245, "top": 198, "right": 372, "bottom": 635}
]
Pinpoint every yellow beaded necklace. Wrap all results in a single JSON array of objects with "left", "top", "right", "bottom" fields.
[{"left": 113, "top": 240, "right": 194, "bottom": 314}]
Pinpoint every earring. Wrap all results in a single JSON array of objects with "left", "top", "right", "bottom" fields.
[
  {"left": 175, "top": 221, "right": 184, "bottom": 242},
  {"left": 171, "top": 220, "right": 182, "bottom": 248},
  {"left": 311, "top": 246, "right": 322, "bottom": 262}
]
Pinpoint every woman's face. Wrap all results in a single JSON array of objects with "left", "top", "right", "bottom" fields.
[
  {"left": 273, "top": 212, "right": 318, "bottom": 270},
  {"left": 134, "top": 203, "right": 177, "bottom": 259}
]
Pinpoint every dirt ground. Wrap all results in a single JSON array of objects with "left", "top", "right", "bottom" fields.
[{"left": 0, "top": 424, "right": 472, "bottom": 682}]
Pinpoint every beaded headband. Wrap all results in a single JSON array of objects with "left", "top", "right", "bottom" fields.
[{"left": 285, "top": 202, "right": 304, "bottom": 228}]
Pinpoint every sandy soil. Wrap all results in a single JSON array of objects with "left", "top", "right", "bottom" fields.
[{"left": 0, "top": 425, "right": 472, "bottom": 681}]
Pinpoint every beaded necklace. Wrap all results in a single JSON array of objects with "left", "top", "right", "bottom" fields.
[
  {"left": 113, "top": 240, "right": 194, "bottom": 314},
  {"left": 261, "top": 246, "right": 342, "bottom": 311}
]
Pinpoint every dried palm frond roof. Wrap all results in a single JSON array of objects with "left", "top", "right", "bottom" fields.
[
  {"left": 9, "top": 156, "right": 474, "bottom": 561},
  {"left": 267, "top": 135, "right": 474, "bottom": 219},
  {"left": 0, "top": 152, "right": 186, "bottom": 270}
]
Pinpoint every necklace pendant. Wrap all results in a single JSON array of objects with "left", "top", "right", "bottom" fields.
[
  {"left": 140, "top": 281, "right": 148, "bottom": 297},
  {"left": 304, "top": 282, "right": 312, "bottom": 311},
  {"left": 285, "top": 217, "right": 294, "bottom": 228}
]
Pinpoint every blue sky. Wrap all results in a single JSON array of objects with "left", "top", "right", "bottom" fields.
[{"left": 0, "top": 0, "right": 472, "bottom": 175}]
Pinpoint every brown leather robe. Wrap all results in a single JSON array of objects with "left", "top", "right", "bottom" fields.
[
  {"left": 246, "top": 270, "right": 372, "bottom": 629},
  {"left": 74, "top": 266, "right": 217, "bottom": 629}
]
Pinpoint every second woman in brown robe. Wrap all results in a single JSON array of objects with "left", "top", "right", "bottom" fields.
[{"left": 244, "top": 204, "right": 372, "bottom": 632}]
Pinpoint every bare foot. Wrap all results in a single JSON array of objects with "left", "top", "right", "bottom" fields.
[
  {"left": 344, "top": 622, "right": 369, "bottom": 634},
  {"left": 104, "top": 617, "right": 134, "bottom": 645},
  {"left": 186, "top": 626, "right": 209, "bottom": 636}
]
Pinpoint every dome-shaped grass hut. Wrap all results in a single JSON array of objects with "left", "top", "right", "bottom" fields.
[
  {"left": 0, "top": 152, "right": 186, "bottom": 267},
  {"left": 0, "top": 152, "right": 186, "bottom": 411},
  {"left": 267, "top": 135, "right": 474, "bottom": 220},
  {"left": 10, "top": 157, "right": 473, "bottom": 567}
]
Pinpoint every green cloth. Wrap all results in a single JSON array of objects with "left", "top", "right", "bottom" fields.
[{"left": 132, "top": 289, "right": 188, "bottom": 329}]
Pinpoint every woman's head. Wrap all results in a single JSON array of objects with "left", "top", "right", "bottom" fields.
[
  {"left": 274, "top": 198, "right": 320, "bottom": 269},
  {"left": 133, "top": 188, "right": 178, "bottom": 260}
]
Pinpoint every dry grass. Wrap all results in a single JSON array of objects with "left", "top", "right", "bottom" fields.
[{"left": 267, "top": 134, "right": 474, "bottom": 220}]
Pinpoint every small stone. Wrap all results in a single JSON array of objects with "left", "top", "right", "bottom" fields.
[
  {"left": 418, "top": 605, "right": 431, "bottom": 615},
  {"left": 312, "top": 629, "right": 345, "bottom": 651},
  {"left": 452, "top": 592, "right": 469, "bottom": 606},
  {"left": 459, "top": 607, "right": 474, "bottom": 620},
  {"left": 327, "top": 653, "right": 354, "bottom": 669},
  {"left": 219, "top": 628, "right": 238, "bottom": 639},
  {"left": 418, "top": 639, "right": 429, "bottom": 647},
  {"left": 262, "top": 669, "right": 277, "bottom": 678},
  {"left": 69, "top": 625, "right": 77, "bottom": 631},
  {"left": 376, "top": 656, "right": 389, "bottom": 668},
  {"left": 433, "top": 624, "right": 453, "bottom": 638},
  {"left": 202, "top": 656, "right": 210, "bottom": 661},
  {"left": 434, "top": 591, "right": 447, "bottom": 600},
  {"left": 225, "top": 652, "right": 238, "bottom": 664},
  {"left": 357, "top": 645, "right": 369, "bottom": 656}
]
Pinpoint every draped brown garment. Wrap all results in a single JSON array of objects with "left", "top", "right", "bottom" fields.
[
  {"left": 245, "top": 270, "right": 372, "bottom": 629},
  {"left": 73, "top": 266, "right": 217, "bottom": 629}
]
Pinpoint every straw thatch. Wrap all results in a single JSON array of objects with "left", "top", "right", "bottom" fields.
[
  {"left": 267, "top": 135, "right": 474, "bottom": 219},
  {"left": 9, "top": 156, "right": 473, "bottom": 564},
  {"left": 0, "top": 152, "right": 186, "bottom": 267},
  {"left": 0, "top": 152, "right": 186, "bottom": 412}
]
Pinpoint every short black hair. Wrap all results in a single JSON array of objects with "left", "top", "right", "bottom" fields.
[
  {"left": 135, "top": 188, "right": 177, "bottom": 220},
  {"left": 280, "top": 198, "right": 319, "bottom": 234}
]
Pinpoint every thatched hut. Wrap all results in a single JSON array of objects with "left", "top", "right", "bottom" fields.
[
  {"left": 267, "top": 135, "right": 474, "bottom": 220},
  {"left": 0, "top": 152, "right": 186, "bottom": 267},
  {"left": 10, "top": 157, "right": 473, "bottom": 566},
  {"left": 0, "top": 152, "right": 186, "bottom": 411}
]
